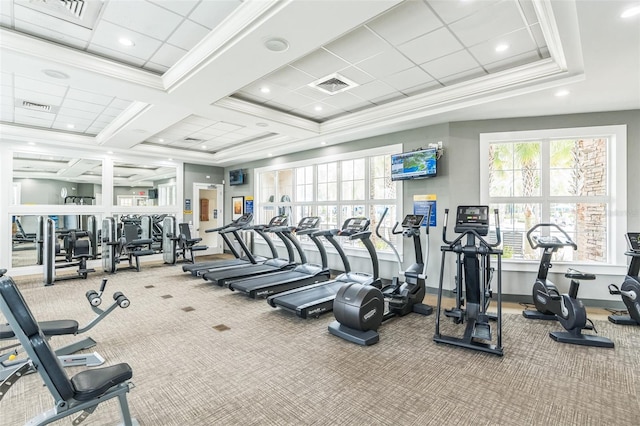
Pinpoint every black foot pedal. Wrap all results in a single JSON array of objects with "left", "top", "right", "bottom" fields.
[{"left": 472, "top": 322, "right": 492, "bottom": 341}]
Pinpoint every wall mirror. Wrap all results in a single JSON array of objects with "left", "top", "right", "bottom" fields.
[
  {"left": 113, "top": 162, "right": 177, "bottom": 207},
  {"left": 12, "top": 152, "right": 102, "bottom": 206},
  {"left": 11, "top": 213, "right": 102, "bottom": 268}
]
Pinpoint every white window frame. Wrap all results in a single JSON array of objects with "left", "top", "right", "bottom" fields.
[
  {"left": 254, "top": 145, "right": 403, "bottom": 261},
  {"left": 480, "top": 125, "right": 627, "bottom": 274}
]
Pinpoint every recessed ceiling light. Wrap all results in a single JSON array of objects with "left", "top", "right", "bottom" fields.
[
  {"left": 168, "top": 158, "right": 173, "bottom": 161},
  {"left": 119, "top": 37, "right": 135, "bottom": 47},
  {"left": 555, "top": 89, "right": 570, "bottom": 97},
  {"left": 264, "top": 37, "right": 289, "bottom": 52},
  {"left": 202, "top": 145, "right": 207, "bottom": 149},
  {"left": 43, "top": 69, "right": 69, "bottom": 79},
  {"left": 495, "top": 43, "right": 509, "bottom": 52},
  {"left": 314, "top": 105, "right": 323, "bottom": 111},
  {"left": 67, "top": 124, "right": 75, "bottom": 129},
  {"left": 158, "top": 138, "right": 164, "bottom": 142},
  {"left": 320, "top": 141, "right": 327, "bottom": 145},
  {"left": 256, "top": 122, "right": 268, "bottom": 127},
  {"left": 107, "top": 151, "right": 113, "bottom": 154},
  {"left": 267, "top": 153, "right": 273, "bottom": 157},
  {"left": 621, "top": 5, "right": 640, "bottom": 18},
  {"left": 260, "top": 87, "right": 270, "bottom": 94},
  {"left": 28, "top": 142, "right": 36, "bottom": 146}
]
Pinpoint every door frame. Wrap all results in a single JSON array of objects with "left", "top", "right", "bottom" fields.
[{"left": 192, "top": 182, "right": 224, "bottom": 255}]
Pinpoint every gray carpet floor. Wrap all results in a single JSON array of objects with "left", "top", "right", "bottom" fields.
[{"left": 1, "top": 259, "right": 638, "bottom": 425}]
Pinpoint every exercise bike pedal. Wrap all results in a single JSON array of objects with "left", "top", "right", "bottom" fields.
[{"left": 472, "top": 321, "right": 492, "bottom": 341}]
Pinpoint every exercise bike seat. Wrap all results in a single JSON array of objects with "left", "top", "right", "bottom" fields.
[
  {"left": 565, "top": 269, "right": 596, "bottom": 280},
  {"left": 0, "top": 319, "right": 79, "bottom": 339}
]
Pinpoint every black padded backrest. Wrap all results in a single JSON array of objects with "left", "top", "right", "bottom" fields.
[
  {"left": 0, "top": 277, "right": 75, "bottom": 400},
  {"left": 123, "top": 224, "right": 139, "bottom": 243},
  {"left": 179, "top": 223, "right": 192, "bottom": 239}
]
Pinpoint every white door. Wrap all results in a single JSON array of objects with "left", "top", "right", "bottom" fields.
[{"left": 193, "top": 183, "right": 224, "bottom": 254}]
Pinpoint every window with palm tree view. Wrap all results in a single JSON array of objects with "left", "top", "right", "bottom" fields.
[{"left": 481, "top": 125, "right": 627, "bottom": 266}]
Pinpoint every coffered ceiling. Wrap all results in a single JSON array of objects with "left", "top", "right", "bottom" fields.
[{"left": 0, "top": 0, "right": 638, "bottom": 167}]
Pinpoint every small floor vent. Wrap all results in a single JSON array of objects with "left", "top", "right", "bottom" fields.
[{"left": 309, "top": 73, "right": 359, "bottom": 95}]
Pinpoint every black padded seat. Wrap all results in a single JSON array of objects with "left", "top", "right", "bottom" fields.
[
  {"left": 71, "top": 363, "right": 133, "bottom": 401},
  {"left": 565, "top": 269, "right": 596, "bottom": 280},
  {"left": 1, "top": 319, "right": 79, "bottom": 339},
  {"left": 132, "top": 249, "right": 155, "bottom": 257}
]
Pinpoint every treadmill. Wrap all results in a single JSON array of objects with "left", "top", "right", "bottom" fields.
[
  {"left": 266, "top": 216, "right": 381, "bottom": 315},
  {"left": 225, "top": 217, "right": 331, "bottom": 298},
  {"left": 202, "top": 216, "right": 298, "bottom": 286},
  {"left": 181, "top": 213, "right": 255, "bottom": 275}
]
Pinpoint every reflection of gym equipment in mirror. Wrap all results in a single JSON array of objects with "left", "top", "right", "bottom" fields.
[
  {"left": 42, "top": 218, "right": 96, "bottom": 286},
  {"left": 524, "top": 223, "right": 614, "bottom": 348},
  {"left": 162, "top": 217, "right": 208, "bottom": 265},
  {"left": 102, "top": 217, "right": 155, "bottom": 273},
  {"left": 434, "top": 206, "right": 504, "bottom": 356},
  {"left": 1, "top": 276, "right": 129, "bottom": 381},
  {"left": 607, "top": 232, "right": 640, "bottom": 326}
]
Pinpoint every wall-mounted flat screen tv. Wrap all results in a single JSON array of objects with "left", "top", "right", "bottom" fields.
[
  {"left": 391, "top": 148, "right": 437, "bottom": 181},
  {"left": 229, "top": 169, "right": 246, "bottom": 186}
]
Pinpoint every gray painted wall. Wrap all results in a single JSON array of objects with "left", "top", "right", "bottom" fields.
[{"left": 183, "top": 163, "right": 225, "bottom": 223}]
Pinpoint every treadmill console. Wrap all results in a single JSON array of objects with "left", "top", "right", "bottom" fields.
[
  {"left": 454, "top": 205, "right": 489, "bottom": 236},
  {"left": 340, "top": 217, "right": 370, "bottom": 236},
  {"left": 402, "top": 214, "right": 424, "bottom": 228},
  {"left": 626, "top": 232, "right": 640, "bottom": 252},
  {"left": 268, "top": 215, "right": 289, "bottom": 227},
  {"left": 235, "top": 213, "right": 254, "bottom": 227},
  {"left": 296, "top": 216, "right": 320, "bottom": 230}
]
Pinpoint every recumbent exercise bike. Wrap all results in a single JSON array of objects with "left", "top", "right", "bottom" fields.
[{"left": 607, "top": 232, "right": 640, "bottom": 326}]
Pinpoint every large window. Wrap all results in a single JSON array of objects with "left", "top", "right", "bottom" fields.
[
  {"left": 480, "top": 125, "right": 627, "bottom": 266},
  {"left": 255, "top": 145, "right": 402, "bottom": 255}
]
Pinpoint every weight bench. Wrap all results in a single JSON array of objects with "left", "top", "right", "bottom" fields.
[
  {"left": 177, "top": 223, "right": 208, "bottom": 263},
  {"left": 0, "top": 270, "right": 137, "bottom": 425},
  {"left": 1, "top": 278, "right": 129, "bottom": 381}
]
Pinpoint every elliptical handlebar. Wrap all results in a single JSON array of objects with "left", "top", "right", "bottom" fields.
[
  {"left": 442, "top": 208, "right": 502, "bottom": 249},
  {"left": 526, "top": 223, "right": 577, "bottom": 250}
]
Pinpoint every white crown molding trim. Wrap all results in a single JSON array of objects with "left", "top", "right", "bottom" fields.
[
  {"left": 0, "top": 123, "right": 97, "bottom": 147},
  {"left": 215, "top": 97, "right": 320, "bottom": 133},
  {"left": 209, "top": 134, "right": 296, "bottom": 162},
  {"left": 127, "top": 143, "right": 220, "bottom": 166},
  {"left": 162, "top": 0, "right": 286, "bottom": 92},
  {"left": 0, "top": 29, "right": 164, "bottom": 90},
  {"left": 534, "top": 0, "right": 568, "bottom": 70},
  {"left": 95, "top": 101, "right": 150, "bottom": 145}
]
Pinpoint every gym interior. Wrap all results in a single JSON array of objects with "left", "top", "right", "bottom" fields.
[{"left": 1, "top": 1, "right": 639, "bottom": 425}]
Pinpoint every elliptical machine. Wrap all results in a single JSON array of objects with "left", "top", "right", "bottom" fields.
[
  {"left": 328, "top": 207, "right": 433, "bottom": 346},
  {"left": 433, "top": 206, "right": 503, "bottom": 356},
  {"left": 607, "top": 232, "right": 640, "bottom": 326},
  {"left": 524, "top": 223, "right": 614, "bottom": 348}
]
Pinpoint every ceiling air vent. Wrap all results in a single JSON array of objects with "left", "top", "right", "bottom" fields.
[
  {"left": 22, "top": 100, "right": 52, "bottom": 112},
  {"left": 309, "top": 73, "right": 359, "bottom": 95},
  {"left": 18, "top": 0, "right": 103, "bottom": 29}
]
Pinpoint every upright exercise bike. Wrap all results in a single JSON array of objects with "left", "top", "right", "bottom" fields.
[
  {"left": 608, "top": 232, "right": 640, "bottom": 326},
  {"left": 524, "top": 223, "right": 614, "bottom": 348},
  {"left": 433, "top": 206, "right": 503, "bottom": 356}
]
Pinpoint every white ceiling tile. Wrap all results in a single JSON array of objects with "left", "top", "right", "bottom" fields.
[
  {"left": 149, "top": 43, "right": 188, "bottom": 68},
  {"left": 13, "top": 4, "right": 92, "bottom": 38},
  {"left": 62, "top": 99, "right": 106, "bottom": 113},
  {"left": 420, "top": 50, "right": 481, "bottom": 80},
  {"left": 236, "top": 81, "right": 286, "bottom": 102},
  {"left": 370, "top": 92, "right": 405, "bottom": 106},
  {"left": 518, "top": 0, "right": 539, "bottom": 25},
  {"left": 211, "top": 122, "right": 243, "bottom": 132},
  {"left": 184, "top": 115, "right": 216, "bottom": 126},
  {"left": 51, "top": 122, "right": 83, "bottom": 132},
  {"left": 198, "top": 127, "right": 227, "bottom": 137},
  {"left": 1, "top": 107, "right": 14, "bottom": 121},
  {"left": 14, "top": 107, "right": 55, "bottom": 120},
  {"left": 145, "top": 63, "right": 170, "bottom": 74},
  {"left": 529, "top": 23, "right": 547, "bottom": 50},
  {"left": 86, "top": 126, "right": 104, "bottom": 135},
  {"left": 336, "top": 66, "right": 375, "bottom": 87},
  {"left": 382, "top": 67, "right": 435, "bottom": 92},
  {"left": 66, "top": 88, "right": 113, "bottom": 105},
  {"left": 324, "top": 26, "right": 387, "bottom": 64},
  {"left": 57, "top": 107, "right": 99, "bottom": 120},
  {"left": 109, "top": 99, "right": 133, "bottom": 110},
  {"left": 14, "top": 115, "right": 53, "bottom": 128},
  {"left": 15, "top": 76, "right": 68, "bottom": 97},
  {"left": 174, "top": 122, "right": 203, "bottom": 133},
  {"left": 268, "top": 91, "right": 317, "bottom": 110},
  {"left": 439, "top": 67, "right": 487, "bottom": 86},
  {"left": 469, "top": 28, "right": 539, "bottom": 66},
  {"left": 14, "top": 18, "right": 90, "bottom": 49},
  {"left": 449, "top": 1, "right": 527, "bottom": 46},
  {"left": 148, "top": 0, "right": 200, "bottom": 16},
  {"left": 321, "top": 91, "right": 371, "bottom": 111},
  {"left": 355, "top": 48, "right": 415, "bottom": 79},
  {"left": 291, "top": 49, "right": 351, "bottom": 79},
  {"left": 168, "top": 19, "right": 210, "bottom": 51},
  {"left": 263, "top": 66, "right": 315, "bottom": 91},
  {"left": 484, "top": 50, "right": 541, "bottom": 73},
  {"left": 347, "top": 80, "right": 397, "bottom": 101},
  {"left": 54, "top": 116, "right": 94, "bottom": 128},
  {"left": 100, "top": 0, "right": 183, "bottom": 40},
  {"left": 367, "top": 1, "right": 442, "bottom": 45},
  {"left": 1, "top": 96, "right": 14, "bottom": 107},
  {"left": 0, "top": 14, "right": 11, "bottom": 27},
  {"left": 294, "top": 85, "right": 331, "bottom": 102},
  {"left": 88, "top": 43, "right": 148, "bottom": 67},
  {"left": 188, "top": 0, "right": 242, "bottom": 30},
  {"left": 90, "top": 20, "right": 163, "bottom": 62},
  {"left": 15, "top": 89, "right": 64, "bottom": 106},
  {"left": 402, "top": 80, "right": 444, "bottom": 96},
  {"left": 399, "top": 27, "right": 463, "bottom": 65},
  {"left": 429, "top": 0, "right": 500, "bottom": 24}
]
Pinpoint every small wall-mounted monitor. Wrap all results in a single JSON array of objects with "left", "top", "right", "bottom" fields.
[
  {"left": 390, "top": 148, "right": 437, "bottom": 181},
  {"left": 148, "top": 188, "right": 158, "bottom": 199},
  {"left": 229, "top": 169, "right": 246, "bottom": 186}
]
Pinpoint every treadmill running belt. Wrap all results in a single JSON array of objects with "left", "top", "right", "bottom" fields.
[{"left": 272, "top": 280, "right": 344, "bottom": 311}]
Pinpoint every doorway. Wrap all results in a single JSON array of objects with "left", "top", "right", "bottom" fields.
[{"left": 193, "top": 183, "right": 224, "bottom": 255}]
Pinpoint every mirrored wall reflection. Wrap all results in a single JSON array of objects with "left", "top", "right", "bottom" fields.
[
  {"left": 12, "top": 152, "right": 102, "bottom": 205},
  {"left": 113, "top": 162, "right": 177, "bottom": 207},
  {"left": 11, "top": 214, "right": 102, "bottom": 268}
]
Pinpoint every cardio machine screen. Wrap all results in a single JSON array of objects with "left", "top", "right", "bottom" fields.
[
  {"left": 456, "top": 206, "right": 489, "bottom": 225},
  {"left": 402, "top": 215, "right": 424, "bottom": 228},
  {"left": 627, "top": 233, "right": 640, "bottom": 252}
]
